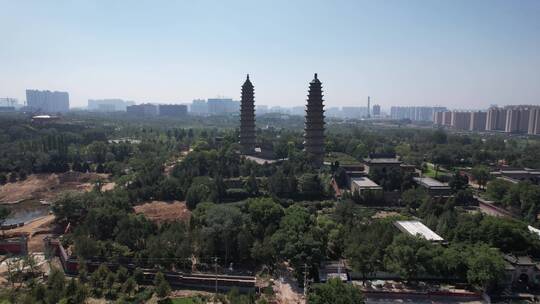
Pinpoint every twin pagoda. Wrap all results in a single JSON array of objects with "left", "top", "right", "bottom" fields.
[{"left": 239, "top": 73, "right": 325, "bottom": 168}]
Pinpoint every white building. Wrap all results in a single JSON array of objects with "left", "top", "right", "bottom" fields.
[{"left": 394, "top": 220, "right": 444, "bottom": 242}]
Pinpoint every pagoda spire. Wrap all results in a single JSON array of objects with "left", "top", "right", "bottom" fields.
[
  {"left": 304, "top": 73, "right": 325, "bottom": 168},
  {"left": 239, "top": 74, "right": 256, "bottom": 155}
]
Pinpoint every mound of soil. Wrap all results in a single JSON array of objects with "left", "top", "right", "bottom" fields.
[
  {"left": 134, "top": 201, "right": 191, "bottom": 224},
  {"left": 0, "top": 172, "right": 110, "bottom": 204}
]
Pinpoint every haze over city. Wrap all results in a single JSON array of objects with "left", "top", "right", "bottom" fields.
[{"left": 1, "top": 0, "right": 540, "bottom": 108}]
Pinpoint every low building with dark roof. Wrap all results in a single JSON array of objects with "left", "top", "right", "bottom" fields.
[
  {"left": 350, "top": 176, "right": 383, "bottom": 194},
  {"left": 491, "top": 168, "right": 540, "bottom": 184},
  {"left": 503, "top": 255, "right": 540, "bottom": 289},
  {"left": 413, "top": 177, "right": 452, "bottom": 196},
  {"left": 363, "top": 155, "right": 402, "bottom": 174}
]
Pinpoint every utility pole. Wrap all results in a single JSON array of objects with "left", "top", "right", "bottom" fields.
[
  {"left": 214, "top": 257, "right": 218, "bottom": 302},
  {"left": 303, "top": 263, "right": 309, "bottom": 297}
]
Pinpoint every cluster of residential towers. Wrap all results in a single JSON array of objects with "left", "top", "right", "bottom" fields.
[
  {"left": 433, "top": 105, "right": 540, "bottom": 135},
  {"left": 239, "top": 74, "right": 326, "bottom": 167}
]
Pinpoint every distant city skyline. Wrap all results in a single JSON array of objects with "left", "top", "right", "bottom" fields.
[{"left": 1, "top": 0, "right": 539, "bottom": 108}]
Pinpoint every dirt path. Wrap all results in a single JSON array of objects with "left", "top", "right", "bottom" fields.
[{"left": 274, "top": 277, "right": 305, "bottom": 304}]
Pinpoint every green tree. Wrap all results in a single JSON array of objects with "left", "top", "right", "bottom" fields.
[
  {"left": 308, "top": 278, "right": 364, "bottom": 304},
  {"left": 246, "top": 197, "right": 284, "bottom": 239},
  {"left": 346, "top": 242, "right": 377, "bottom": 284},
  {"left": 153, "top": 271, "right": 171, "bottom": 298},
  {"left": 449, "top": 171, "right": 468, "bottom": 192},
  {"left": 122, "top": 276, "right": 137, "bottom": 297},
  {"left": 0, "top": 206, "right": 11, "bottom": 234},
  {"left": 466, "top": 244, "right": 505, "bottom": 290},
  {"left": 271, "top": 205, "right": 324, "bottom": 285},
  {"left": 471, "top": 165, "right": 491, "bottom": 190},
  {"left": 47, "top": 267, "right": 66, "bottom": 303},
  {"left": 0, "top": 173, "right": 7, "bottom": 185},
  {"left": 401, "top": 187, "right": 429, "bottom": 210},
  {"left": 8, "top": 172, "right": 17, "bottom": 183},
  {"left": 116, "top": 266, "right": 129, "bottom": 283},
  {"left": 383, "top": 235, "right": 435, "bottom": 281},
  {"left": 486, "top": 178, "right": 512, "bottom": 201},
  {"left": 133, "top": 267, "right": 144, "bottom": 284},
  {"left": 298, "top": 173, "right": 323, "bottom": 199},
  {"left": 244, "top": 173, "right": 259, "bottom": 196}
]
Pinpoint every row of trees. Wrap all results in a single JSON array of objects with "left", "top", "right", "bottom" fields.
[{"left": 487, "top": 179, "right": 540, "bottom": 224}]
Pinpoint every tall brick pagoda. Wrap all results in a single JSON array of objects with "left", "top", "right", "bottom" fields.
[
  {"left": 304, "top": 73, "right": 325, "bottom": 167},
  {"left": 239, "top": 74, "right": 256, "bottom": 154}
]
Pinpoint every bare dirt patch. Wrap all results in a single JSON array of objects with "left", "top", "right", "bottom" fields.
[
  {"left": 372, "top": 211, "right": 401, "bottom": 219},
  {"left": 0, "top": 172, "right": 109, "bottom": 204},
  {"left": 4, "top": 214, "right": 55, "bottom": 253},
  {"left": 134, "top": 201, "right": 191, "bottom": 224}
]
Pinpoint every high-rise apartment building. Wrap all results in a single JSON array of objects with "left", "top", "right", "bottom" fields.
[
  {"left": 88, "top": 99, "right": 134, "bottom": 112},
  {"left": 390, "top": 106, "right": 447, "bottom": 122},
  {"left": 433, "top": 111, "right": 445, "bottom": 125},
  {"left": 159, "top": 104, "right": 188, "bottom": 117},
  {"left": 442, "top": 111, "right": 452, "bottom": 126},
  {"left": 26, "top": 89, "right": 69, "bottom": 113},
  {"left": 505, "top": 106, "right": 532, "bottom": 133},
  {"left": 451, "top": 111, "right": 472, "bottom": 130},
  {"left": 126, "top": 103, "right": 158, "bottom": 116},
  {"left": 207, "top": 98, "right": 239, "bottom": 115},
  {"left": 470, "top": 111, "right": 487, "bottom": 131},
  {"left": 486, "top": 107, "right": 507, "bottom": 131},
  {"left": 190, "top": 99, "right": 208, "bottom": 115},
  {"left": 0, "top": 98, "right": 20, "bottom": 108},
  {"left": 529, "top": 107, "right": 540, "bottom": 135},
  {"left": 372, "top": 104, "right": 381, "bottom": 116}
]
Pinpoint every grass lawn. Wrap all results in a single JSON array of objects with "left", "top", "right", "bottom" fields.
[
  {"left": 424, "top": 163, "right": 451, "bottom": 178},
  {"left": 325, "top": 152, "right": 362, "bottom": 166}
]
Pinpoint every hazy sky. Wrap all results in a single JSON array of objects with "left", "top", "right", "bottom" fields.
[{"left": 1, "top": 0, "right": 539, "bottom": 109}]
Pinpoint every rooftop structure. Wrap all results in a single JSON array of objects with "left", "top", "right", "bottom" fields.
[
  {"left": 413, "top": 177, "right": 452, "bottom": 196},
  {"left": 363, "top": 154, "right": 402, "bottom": 174},
  {"left": 318, "top": 261, "right": 348, "bottom": 282},
  {"left": 394, "top": 220, "right": 444, "bottom": 242},
  {"left": 528, "top": 225, "right": 540, "bottom": 238},
  {"left": 239, "top": 75, "right": 256, "bottom": 155},
  {"left": 31, "top": 115, "right": 60, "bottom": 124},
  {"left": 414, "top": 177, "right": 450, "bottom": 188},
  {"left": 491, "top": 168, "right": 540, "bottom": 184},
  {"left": 304, "top": 73, "right": 325, "bottom": 168},
  {"left": 350, "top": 177, "right": 382, "bottom": 193}
]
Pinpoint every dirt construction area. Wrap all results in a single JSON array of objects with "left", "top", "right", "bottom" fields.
[
  {"left": 0, "top": 172, "right": 111, "bottom": 204},
  {"left": 134, "top": 201, "right": 191, "bottom": 224},
  {"left": 3, "top": 214, "right": 56, "bottom": 252}
]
